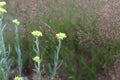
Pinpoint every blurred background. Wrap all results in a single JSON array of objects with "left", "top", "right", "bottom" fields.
[{"left": 1, "top": 0, "right": 120, "bottom": 80}]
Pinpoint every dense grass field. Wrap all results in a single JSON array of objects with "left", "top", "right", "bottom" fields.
[{"left": 0, "top": 0, "right": 120, "bottom": 80}]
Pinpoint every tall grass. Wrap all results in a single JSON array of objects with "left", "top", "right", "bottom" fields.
[{"left": 2, "top": 0, "right": 120, "bottom": 80}]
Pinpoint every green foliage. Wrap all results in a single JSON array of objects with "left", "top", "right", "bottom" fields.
[
  {"left": 0, "top": 16, "right": 11, "bottom": 80},
  {"left": 1, "top": 0, "right": 120, "bottom": 80}
]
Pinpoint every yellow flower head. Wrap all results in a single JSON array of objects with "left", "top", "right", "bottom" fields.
[
  {"left": 56, "top": 32, "right": 67, "bottom": 40},
  {"left": 12, "top": 19, "right": 20, "bottom": 26},
  {"left": 31, "top": 31, "right": 42, "bottom": 37},
  {"left": 0, "top": 7, "right": 7, "bottom": 14},
  {"left": 14, "top": 77, "right": 23, "bottom": 80},
  {"left": 0, "top": 1, "right": 6, "bottom": 7},
  {"left": 33, "top": 56, "right": 40, "bottom": 62}
]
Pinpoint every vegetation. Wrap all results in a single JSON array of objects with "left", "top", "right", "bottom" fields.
[{"left": 0, "top": 0, "right": 120, "bottom": 80}]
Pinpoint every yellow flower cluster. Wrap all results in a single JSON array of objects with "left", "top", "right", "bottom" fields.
[
  {"left": 33, "top": 56, "right": 40, "bottom": 62},
  {"left": 0, "top": 1, "right": 6, "bottom": 7},
  {"left": 0, "top": 1, "right": 7, "bottom": 15},
  {"left": 31, "top": 31, "right": 42, "bottom": 37},
  {"left": 12, "top": 19, "right": 20, "bottom": 26},
  {"left": 14, "top": 77, "right": 23, "bottom": 80},
  {"left": 56, "top": 32, "right": 67, "bottom": 40}
]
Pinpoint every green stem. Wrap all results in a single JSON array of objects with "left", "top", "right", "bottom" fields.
[
  {"left": 15, "top": 25, "right": 22, "bottom": 76},
  {"left": 35, "top": 37, "right": 40, "bottom": 56},
  {"left": 51, "top": 39, "right": 62, "bottom": 80},
  {"left": 0, "top": 18, "right": 6, "bottom": 57},
  {"left": 38, "top": 61, "right": 41, "bottom": 80},
  {"left": 34, "top": 37, "right": 42, "bottom": 80},
  {"left": 0, "top": 16, "right": 10, "bottom": 80}
]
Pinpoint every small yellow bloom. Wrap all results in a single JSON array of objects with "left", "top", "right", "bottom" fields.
[
  {"left": 0, "top": 7, "right": 7, "bottom": 14},
  {"left": 14, "top": 76, "right": 23, "bottom": 80},
  {"left": 33, "top": 56, "right": 40, "bottom": 62},
  {"left": 0, "top": 1, "right": 6, "bottom": 7},
  {"left": 31, "top": 31, "right": 42, "bottom": 37},
  {"left": 56, "top": 32, "right": 67, "bottom": 40},
  {"left": 12, "top": 19, "right": 20, "bottom": 26}
]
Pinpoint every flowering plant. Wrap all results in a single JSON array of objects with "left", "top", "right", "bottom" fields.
[
  {"left": 31, "top": 31, "right": 42, "bottom": 37},
  {"left": 33, "top": 56, "right": 40, "bottom": 62},
  {"left": 0, "top": 1, "right": 67, "bottom": 80},
  {"left": 14, "top": 76, "right": 23, "bottom": 80},
  {"left": 56, "top": 32, "right": 67, "bottom": 40},
  {"left": 0, "top": 1, "right": 7, "bottom": 15},
  {"left": 12, "top": 19, "right": 20, "bottom": 26}
]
